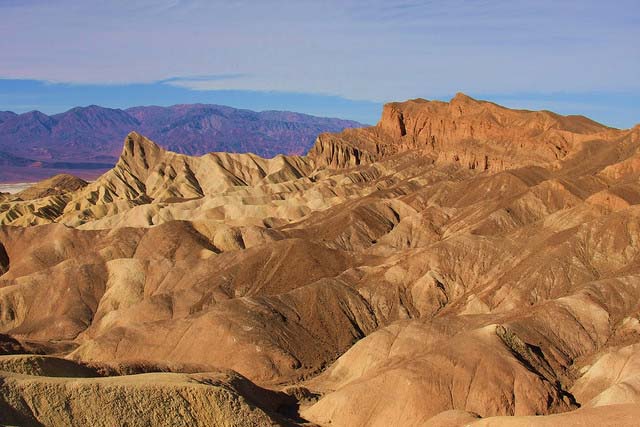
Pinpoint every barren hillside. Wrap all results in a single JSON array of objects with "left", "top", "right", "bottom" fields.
[{"left": 1, "top": 94, "right": 639, "bottom": 426}]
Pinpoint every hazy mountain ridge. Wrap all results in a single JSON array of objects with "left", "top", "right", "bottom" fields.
[{"left": 0, "top": 104, "right": 364, "bottom": 182}]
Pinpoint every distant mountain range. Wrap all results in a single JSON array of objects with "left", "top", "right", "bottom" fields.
[{"left": 0, "top": 104, "right": 364, "bottom": 182}]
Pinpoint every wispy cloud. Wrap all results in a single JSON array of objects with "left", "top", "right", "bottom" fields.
[
  {"left": 0, "top": 0, "right": 637, "bottom": 115},
  {"left": 159, "top": 74, "right": 249, "bottom": 84}
]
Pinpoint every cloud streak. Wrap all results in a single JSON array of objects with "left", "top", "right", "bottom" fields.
[
  {"left": 159, "top": 74, "right": 249, "bottom": 84},
  {"left": 0, "top": 0, "right": 638, "bottom": 120}
]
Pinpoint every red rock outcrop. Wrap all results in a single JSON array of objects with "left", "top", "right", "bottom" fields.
[{"left": 310, "top": 93, "right": 624, "bottom": 172}]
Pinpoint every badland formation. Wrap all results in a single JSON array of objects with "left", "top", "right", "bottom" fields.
[{"left": 1, "top": 94, "right": 640, "bottom": 426}]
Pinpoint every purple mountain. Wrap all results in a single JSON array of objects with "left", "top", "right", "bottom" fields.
[{"left": 0, "top": 104, "right": 364, "bottom": 182}]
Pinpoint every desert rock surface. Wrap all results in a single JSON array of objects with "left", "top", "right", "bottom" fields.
[{"left": 1, "top": 94, "right": 639, "bottom": 425}]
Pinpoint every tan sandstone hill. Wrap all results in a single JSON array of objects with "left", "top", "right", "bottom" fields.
[{"left": 1, "top": 93, "right": 639, "bottom": 426}]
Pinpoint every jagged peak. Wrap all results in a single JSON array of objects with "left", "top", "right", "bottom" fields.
[
  {"left": 450, "top": 92, "right": 478, "bottom": 104},
  {"left": 123, "top": 131, "right": 163, "bottom": 152},
  {"left": 119, "top": 131, "right": 166, "bottom": 172}
]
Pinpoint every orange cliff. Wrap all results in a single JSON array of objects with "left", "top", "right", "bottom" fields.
[{"left": 309, "top": 92, "right": 627, "bottom": 171}]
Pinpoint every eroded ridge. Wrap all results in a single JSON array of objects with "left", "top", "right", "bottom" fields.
[{"left": 1, "top": 94, "right": 640, "bottom": 426}]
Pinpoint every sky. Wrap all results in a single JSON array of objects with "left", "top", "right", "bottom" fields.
[{"left": 0, "top": 0, "right": 638, "bottom": 127}]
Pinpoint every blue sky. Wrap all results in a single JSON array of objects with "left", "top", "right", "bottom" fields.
[{"left": 0, "top": 0, "right": 638, "bottom": 127}]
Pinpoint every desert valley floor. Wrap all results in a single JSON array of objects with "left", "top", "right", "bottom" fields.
[{"left": 1, "top": 94, "right": 640, "bottom": 426}]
